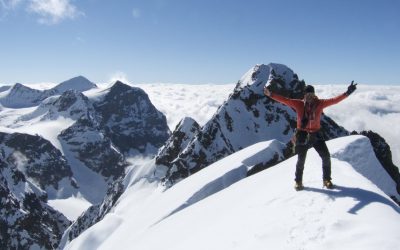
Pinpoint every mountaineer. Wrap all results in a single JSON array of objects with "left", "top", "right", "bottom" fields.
[{"left": 264, "top": 82, "right": 357, "bottom": 190}]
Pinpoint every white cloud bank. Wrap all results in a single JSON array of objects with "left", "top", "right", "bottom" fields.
[
  {"left": 0, "top": 0, "right": 83, "bottom": 24},
  {"left": 28, "top": 0, "right": 82, "bottom": 24}
]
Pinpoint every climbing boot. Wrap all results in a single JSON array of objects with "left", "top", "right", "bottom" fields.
[
  {"left": 323, "top": 180, "right": 334, "bottom": 189},
  {"left": 295, "top": 181, "right": 304, "bottom": 191}
]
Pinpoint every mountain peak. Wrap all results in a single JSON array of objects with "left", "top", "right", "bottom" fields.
[
  {"left": 94, "top": 82, "right": 170, "bottom": 155},
  {"left": 0, "top": 83, "right": 43, "bottom": 108},
  {"left": 236, "top": 63, "right": 305, "bottom": 98},
  {"left": 11, "top": 82, "right": 35, "bottom": 91},
  {"left": 52, "top": 76, "right": 97, "bottom": 94},
  {"left": 111, "top": 80, "right": 131, "bottom": 91},
  {"left": 156, "top": 63, "right": 317, "bottom": 183},
  {"left": 0, "top": 78, "right": 97, "bottom": 108}
]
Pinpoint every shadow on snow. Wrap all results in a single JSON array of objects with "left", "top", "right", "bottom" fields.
[{"left": 304, "top": 185, "right": 400, "bottom": 215}]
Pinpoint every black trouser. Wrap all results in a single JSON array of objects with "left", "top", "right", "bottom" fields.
[{"left": 294, "top": 130, "right": 331, "bottom": 182}]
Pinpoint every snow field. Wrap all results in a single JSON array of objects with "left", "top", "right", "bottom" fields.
[{"left": 66, "top": 136, "right": 400, "bottom": 250}]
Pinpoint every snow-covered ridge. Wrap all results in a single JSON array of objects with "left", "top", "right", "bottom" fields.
[
  {"left": 53, "top": 76, "right": 97, "bottom": 94},
  {"left": 331, "top": 135, "right": 399, "bottom": 199},
  {"left": 0, "top": 76, "right": 97, "bottom": 108},
  {"left": 65, "top": 135, "right": 400, "bottom": 250}
]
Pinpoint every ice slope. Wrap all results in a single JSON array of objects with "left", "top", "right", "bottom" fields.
[{"left": 65, "top": 135, "right": 400, "bottom": 250}]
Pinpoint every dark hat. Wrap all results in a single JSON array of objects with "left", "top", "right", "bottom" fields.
[{"left": 304, "top": 85, "right": 315, "bottom": 93}]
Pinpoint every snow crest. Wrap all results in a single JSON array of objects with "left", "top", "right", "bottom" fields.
[{"left": 65, "top": 135, "right": 400, "bottom": 250}]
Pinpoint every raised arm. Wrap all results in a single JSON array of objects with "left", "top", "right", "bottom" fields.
[
  {"left": 264, "top": 86, "right": 303, "bottom": 110},
  {"left": 320, "top": 93, "right": 348, "bottom": 108},
  {"left": 320, "top": 81, "right": 357, "bottom": 108}
]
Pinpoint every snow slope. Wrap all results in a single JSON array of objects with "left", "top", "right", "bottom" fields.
[{"left": 65, "top": 135, "right": 400, "bottom": 250}]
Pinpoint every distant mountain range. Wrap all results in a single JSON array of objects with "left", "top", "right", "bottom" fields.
[
  {"left": 0, "top": 76, "right": 97, "bottom": 108},
  {"left": 0, "top": 65, "right": 399, "bottom": 249}
]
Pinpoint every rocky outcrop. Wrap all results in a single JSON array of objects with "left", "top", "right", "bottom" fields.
[
  {"left": 94, "top": 81, "right": 170, "bottom": 155},
  {"left": 19, "top": 90, "right": 95, "bottom": 122},
  {"left": 59, "top": 116, "right": 128, "bottom": 181},
  {"left": 155, "top": 117, "right": 200, "bottom": 180},
  {"left": 0, "top": 132, "right": 77, "bottom": 194},
  {"left": 0, "top": 159, "right": 70, "bottom": 249}
]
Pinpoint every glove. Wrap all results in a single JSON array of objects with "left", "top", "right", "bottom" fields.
[{"left": 345, "top": 80, "right": 357, "bottom": 96}]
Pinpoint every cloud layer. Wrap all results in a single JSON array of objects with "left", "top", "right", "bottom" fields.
[
  {"left": 28, "top": 0, "right": 82, "bottom": 24},
  {"left": 0, "top": 0, "right": 82, "bottom": 24}
]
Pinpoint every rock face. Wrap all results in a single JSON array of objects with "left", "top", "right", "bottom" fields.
[
  {"left": 59, "top": 116, "right": 127, "bottom": 181},
  {"left": 155, "top": 117, "right": 200, "bottom": 173},
  {"left": 156, "top": 64, "right": 348, "bottom": 184},
  {"left": 94, "top": 81, "right": 170, "bottom": 155},
  {"left": 19, "top": 90, "right": 95, "bottom": 122},
  {"left": 0, "top": 157, "right": 70, "bottom": 249},
  {"left": 0, "top": 132, "right": 77, "bottom": 194},
  {"left": 49, "top": 90, "right": 94, "bottom": 119}
]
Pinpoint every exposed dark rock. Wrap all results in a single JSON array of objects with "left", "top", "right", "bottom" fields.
[
  {"left": 94, "top": 81, "right": 170, "bottom": 155},
  {"left": 0, "top": 159, "right": 70, "bottom": 249},
  {"left": 0, "top": 132, "right": 75, "bottom": 191},
  {"left": 156, "top": 117, "right": 200, "bottom": 166},
  {"left": 59, "top": 116, "right": 128, "bottom": 180}
]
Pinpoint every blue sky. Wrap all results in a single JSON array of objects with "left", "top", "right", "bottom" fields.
[{"left": 1, "top": 0, "right": 399, "bottom": 85}]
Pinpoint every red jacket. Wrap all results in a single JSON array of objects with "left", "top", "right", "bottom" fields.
[{"left": 269, "top": 92, "right": 347, "bottom": 133}]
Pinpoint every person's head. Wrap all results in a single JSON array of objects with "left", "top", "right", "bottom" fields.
[
  {"left": 304, "top": 85, "right": 315, "bottom": 94},
  {"left": 304, "top": 85, "right": 317, "bottom": 102}
]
